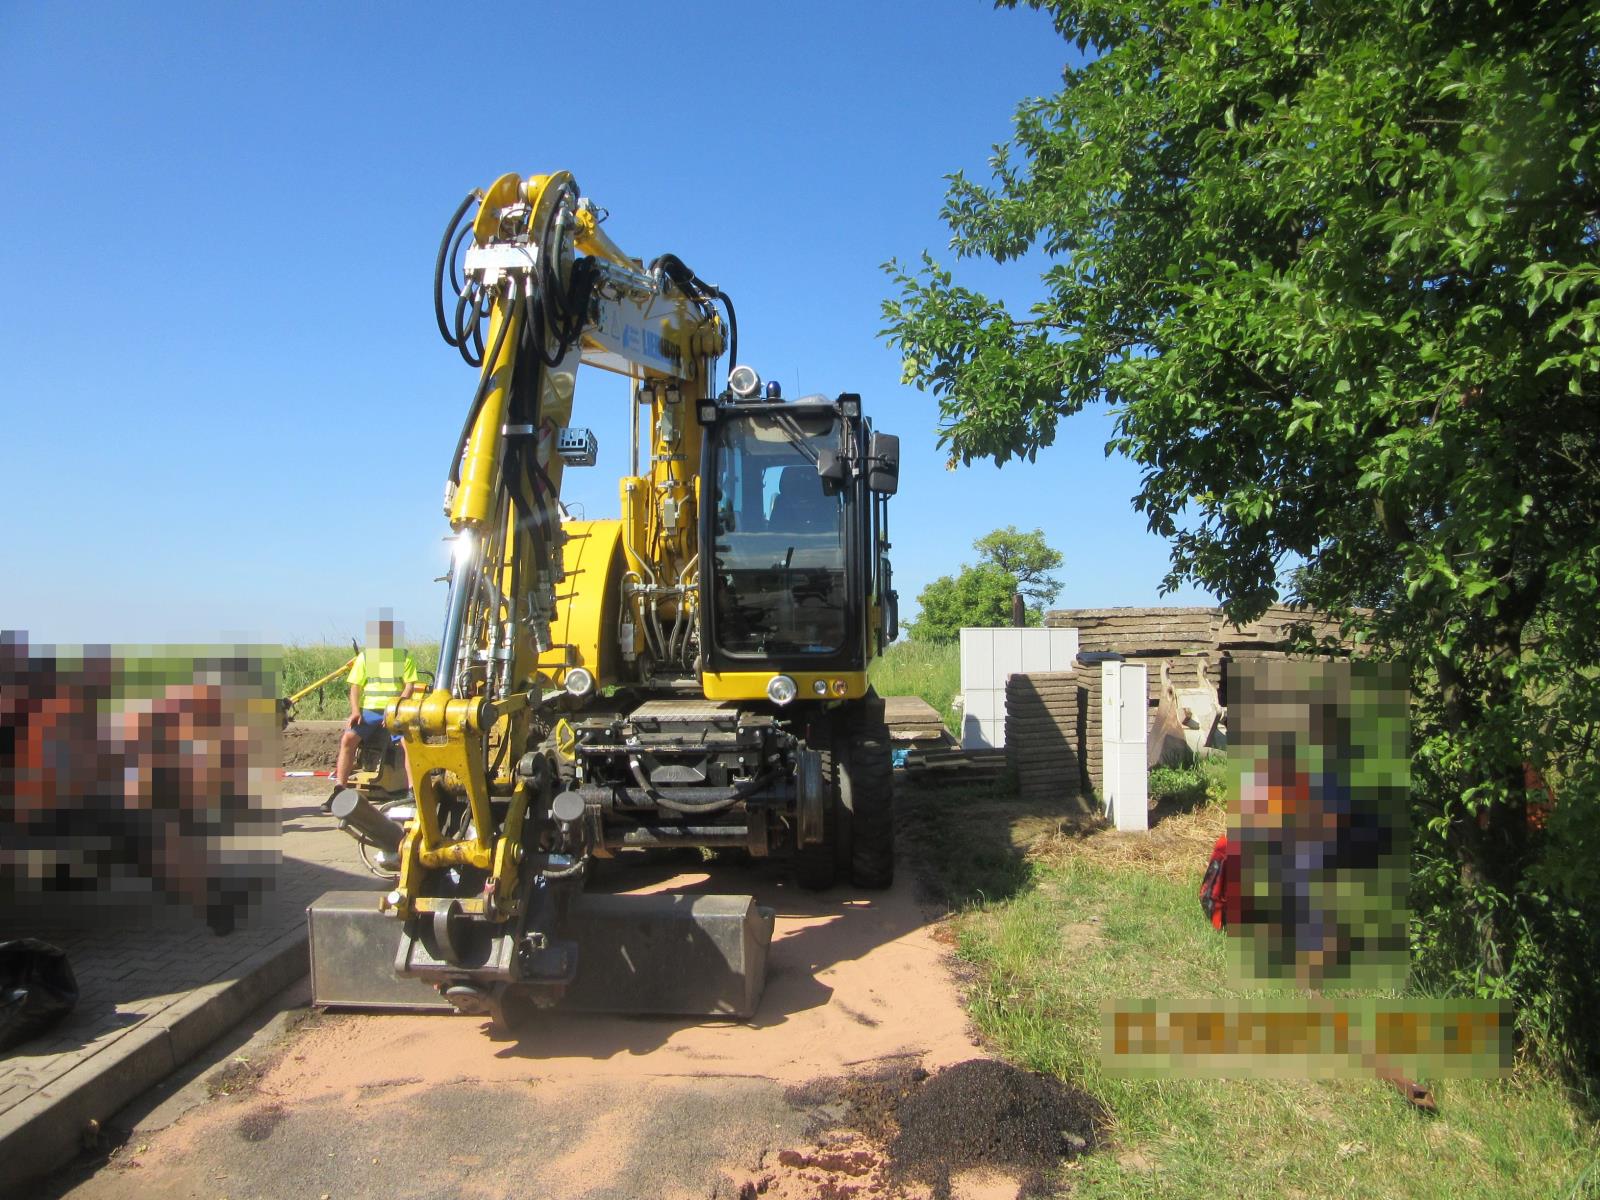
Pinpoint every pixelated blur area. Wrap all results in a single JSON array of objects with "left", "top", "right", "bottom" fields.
[
  {"left": 1, "top": 631, "right": 281, "bottom": 935},
  {"left": 1103, "top": 997, "right": 1512, "bottom": 1080},
  {"left": 1102, "top": 658, "right": 1509, "bottom": 1081},
  {"left": 1229, "top": 659, "right": 1411, "bottom": 991}
]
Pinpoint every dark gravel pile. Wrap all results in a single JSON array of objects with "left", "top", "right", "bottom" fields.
[
  {"left": 835, "top": 1062, "right": 929, "bottom": 1141},
  {"left": 785, "top": 1061, "right": 928, "bottom": 1142},
  {"left": 889, "top": 1058, "right": 1106, "bottom": 1193}
]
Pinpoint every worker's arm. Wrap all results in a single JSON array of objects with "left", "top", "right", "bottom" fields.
[{"left": 348, "top": 683, "right": 362, "bottom": 726}]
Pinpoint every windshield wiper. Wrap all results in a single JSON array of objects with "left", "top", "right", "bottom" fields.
[{"left": 770, "top": 412, "right": 820, "bottom": 466}]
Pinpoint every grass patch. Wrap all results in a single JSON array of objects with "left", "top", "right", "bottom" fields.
[
  {"left": 1147, "top": 756, "right": 1229, "bottom": 811},
  {"left": 899, "top": 778, "right": 1041, "bottom": 908},
  {"left": 869, "top": 638, "right": 961, "bottom": 735},
  {"left": 901, "top": 778, "right": 1600, "bottom": 1198}
]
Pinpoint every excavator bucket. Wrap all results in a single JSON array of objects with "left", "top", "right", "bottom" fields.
[{"left": 306, "top": 890, "right": 776, "bottom": 1018}]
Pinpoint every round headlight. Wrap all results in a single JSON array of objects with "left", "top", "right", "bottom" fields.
[
  {"left": 766, "top": 674, "right": 798, "bottom": 706},
  {"left": 729, "top": 364, "right": 762, "bottom": 399},
  {"left": 832, "top": 678, "right": 848, "bottom": 696},
  {"left": 812, "top": 679, "right": 828, "bottom": 695},
  {"left": 564, "top": 667, "right": 595, "bottom": 697}
]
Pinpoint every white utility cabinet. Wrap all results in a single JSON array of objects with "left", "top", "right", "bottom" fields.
[{"left": 1101, "top": 659, "right": 1149, "bottom": 831}]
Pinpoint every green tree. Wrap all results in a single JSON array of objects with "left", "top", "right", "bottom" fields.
[
  {"left": 908, "top": 525, "right": 1063, "bottom": 640},
  {"left": 883, "top": 1, "right": 1600, "bottom": 1076},
  {"left": 973, "top": 525, "right": 1064, "bottom": 608},
  {"left": 908, "top": 562, "right": 1027, "bottom": 643}
]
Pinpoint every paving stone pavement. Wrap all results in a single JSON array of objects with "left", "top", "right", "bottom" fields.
[{"left": 0, "top": 785, "right": 383, "bottom": 1127}]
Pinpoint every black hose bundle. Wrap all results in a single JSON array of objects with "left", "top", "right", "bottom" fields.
[
  {"left": 446, "top": 287, "right": 523, "bottom": 487},
  {"left": 435, "top": 188, "right": 732, "bottom": 484},
  {"left": 438, "top": 182, "right": 602, "bottom": 486},
  {"left": 650, "top": 253, "right": 737, "bottom": 376},
  {"left": 433, "top": 192, "right": 476, "bottom": 343}
]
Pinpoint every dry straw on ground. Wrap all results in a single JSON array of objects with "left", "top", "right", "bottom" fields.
[{"left": 1020, "top": 802, "right": 1226, "bottom": 882}]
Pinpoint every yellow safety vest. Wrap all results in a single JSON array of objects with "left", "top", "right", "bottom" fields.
[{"left": 351, "top": 648, "right": 415, "bottom": 712}]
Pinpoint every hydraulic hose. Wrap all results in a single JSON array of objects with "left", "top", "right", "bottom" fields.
[
  {"left": 649, "top": 253, "right": 735, "bottom": 383},
  {"left": 447, "top": 288, "right": 524, "bottom": 486},
  {"left": 713, "top": 288, "right": 737, "bottom": 381},
  {"left": 433, "top": 191, "right": 478, "bottom": 346},
  {"left": 541, "top": 854, "right": 589, "bottom": 880},
  {"left": 626, "top": 755, "right": 771, "bottom": 815}
]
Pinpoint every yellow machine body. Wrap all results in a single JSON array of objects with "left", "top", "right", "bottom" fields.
[{"left": 318, "top": 171, "right": 898, "bottom": 1020}]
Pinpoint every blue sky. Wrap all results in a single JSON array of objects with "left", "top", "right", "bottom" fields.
[{"left": 1, "top": 0, "right": 1212, "bottom": 646}]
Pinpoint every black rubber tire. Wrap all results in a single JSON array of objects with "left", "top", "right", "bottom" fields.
[
  {"left": 843, "top": 724, "right": 895, "bottom": 889},
  {"left": 793, "top": 737, "right": 838, "bottom": 891},
  {"left": 832, "top": 723, "right": 854, "bottom": 878}
]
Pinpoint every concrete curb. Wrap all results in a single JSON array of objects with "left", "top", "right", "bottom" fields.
[{"left": 0, "top": 925, "right": 309, "bottom": 1192}]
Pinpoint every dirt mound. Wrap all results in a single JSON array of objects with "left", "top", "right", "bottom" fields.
[
  {"left": 281, "top": 719, "right": 343, "bottom": 770},
  {"left": 888, "top": 1058, "right": 1105, "bottom": 1195}
]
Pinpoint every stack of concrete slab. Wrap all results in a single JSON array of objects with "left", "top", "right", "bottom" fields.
[
  {"left": 999, "top": 605, "right": 1357, "bottom": 806},
  {"left": 1062, "top": 607, "right": 1222, "bottom": 656},
  {"left": 882, "top": 695, "right": 953, "bottom": 751},
  {"left": 1003, "top": 670, "right": 1101, "bottom": 809}
]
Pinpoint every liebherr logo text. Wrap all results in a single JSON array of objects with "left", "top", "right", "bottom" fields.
[{"left": 621, "top": 323, "right": 676, "bottom": 362}]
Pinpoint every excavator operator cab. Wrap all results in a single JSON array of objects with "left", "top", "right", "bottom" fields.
[{"left": 698, "top": 379, "right": 898, "bottom": 676}]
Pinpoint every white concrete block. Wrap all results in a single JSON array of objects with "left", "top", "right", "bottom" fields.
[
  {"left": 992, "top": 628, "right": 1024, "bottom": 684},
  {"left": 959, "top": 628, "right": 991, "bottom": 692},
  {"left": 1047, "top": 627, "right": 1079, "bottom": 671}
]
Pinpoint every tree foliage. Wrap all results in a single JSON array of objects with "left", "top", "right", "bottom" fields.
[
  {"left": 908, "top": 526, "right": 1062, "bottom": 640},
  {"left": 908, "top": 562, "right": 1027, "bottom": 642},
  {"left": 883, "top": 0, "right": 1600, "bottom": 1077},
  {"left": 973, "top": 525, "right": 1065, "bottom": 607}
]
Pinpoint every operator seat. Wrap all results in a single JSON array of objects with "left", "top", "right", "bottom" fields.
[{"left": 768, "top": 464, "right": 837, "bottom": 534}]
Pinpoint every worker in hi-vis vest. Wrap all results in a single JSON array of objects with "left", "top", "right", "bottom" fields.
[{"left": 332, "top": 616, "right": 419, "bottom": 791}]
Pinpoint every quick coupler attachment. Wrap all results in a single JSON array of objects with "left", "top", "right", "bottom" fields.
[{"left": 393, "top": 900, "right": 579, "bottom": 996}]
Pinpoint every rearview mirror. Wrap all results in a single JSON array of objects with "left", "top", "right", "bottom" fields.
[{"left": 866, "top": 432, "right": 899, "bottom": 495}]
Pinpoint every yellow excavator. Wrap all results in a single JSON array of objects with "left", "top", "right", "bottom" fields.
[{"left": 308, "top": 172, "right": 900, "bottom": 1023}]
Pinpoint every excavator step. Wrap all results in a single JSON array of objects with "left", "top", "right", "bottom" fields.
[{"left": 307, "top": 890, "right": 775, "bottom": 1018}]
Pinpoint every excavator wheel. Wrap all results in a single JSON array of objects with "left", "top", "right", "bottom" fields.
[
  {"left": 794, "top": 703, "right": 895, "bottom": 892},
  {"left": 793, "top": 735, "right": 838, "bottom": 891},
  {"left": 842, "top": 722, "right": 894, "bottom": 889}
]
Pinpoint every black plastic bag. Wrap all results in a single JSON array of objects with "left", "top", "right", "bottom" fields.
[{"left": 0, "top": 938, "right": 79, "bottom": 1052}]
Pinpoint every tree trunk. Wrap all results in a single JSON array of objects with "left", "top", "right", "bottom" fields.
[{"left": 1435, "top": 646, "right": 1530, "bottom": 985}]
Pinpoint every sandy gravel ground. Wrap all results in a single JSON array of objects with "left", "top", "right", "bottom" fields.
[{"left": 50, "top": 844, "right": 1027, "bottom": 1200}]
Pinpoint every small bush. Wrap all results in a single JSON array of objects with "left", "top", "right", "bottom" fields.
[{"left": 1147, "top": 756, "right": 1228, "bottom": 811}]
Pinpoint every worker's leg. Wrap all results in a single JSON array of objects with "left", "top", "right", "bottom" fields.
[
  {"left": 337, "top": 710, "right": 390, "bottom": 789},
  {"left": 334, "top": 728, "right": 360, "bottom": 787}
]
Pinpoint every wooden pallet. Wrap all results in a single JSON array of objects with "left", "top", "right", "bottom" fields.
[{"left": 901, "top": 746, "right": 1008, "bottom": 785}]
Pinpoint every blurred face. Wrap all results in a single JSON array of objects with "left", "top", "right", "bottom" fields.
[{"left": 369, "top": 620, "right": 398, "bottom": 649}]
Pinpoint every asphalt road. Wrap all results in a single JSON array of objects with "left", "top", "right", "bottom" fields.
[{"left": 46, "top": 845, "right": 985, "bottom": 1200}]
